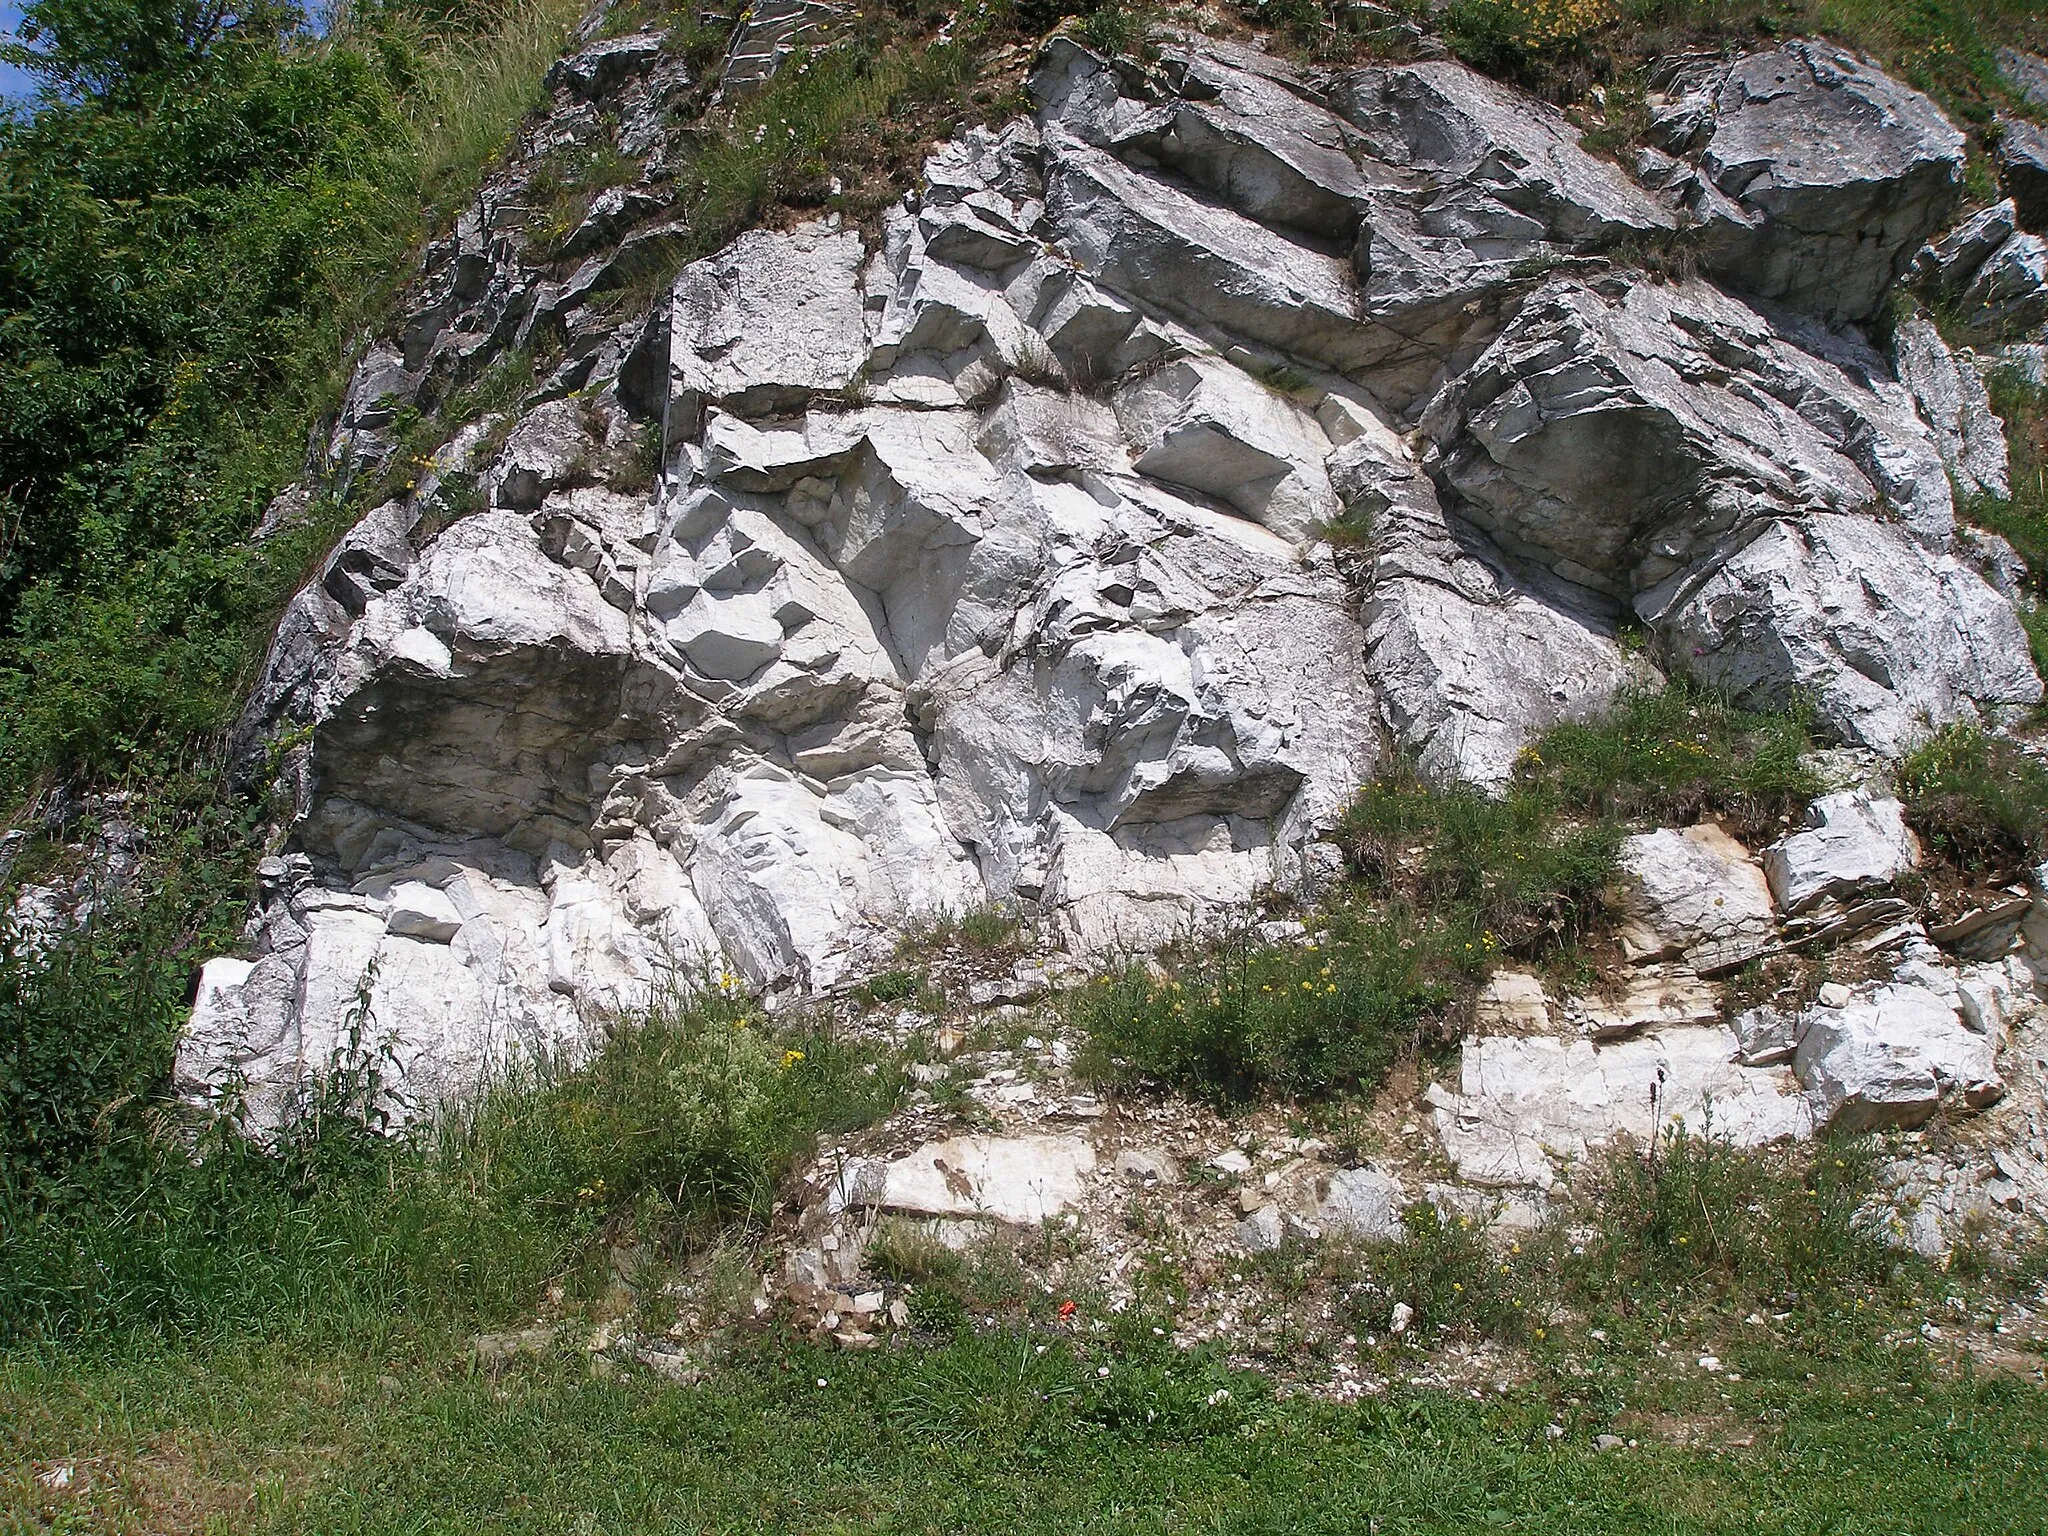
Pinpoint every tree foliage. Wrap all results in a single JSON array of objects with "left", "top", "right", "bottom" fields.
[{"left": 0, "top": 0, "right": 551, "bottom": 790}]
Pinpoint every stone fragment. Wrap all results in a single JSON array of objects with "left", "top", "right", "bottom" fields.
[
  {"left": 1473, "top": 970, "right": 1549, "bottom": 1032},
  {"left": 1113, "top": 1146, "right": 1181, "bottom": 1185},
  {"left": 384, "top": 880, "right": 464, "bottom": 943},
  {"left": 876, "top": 1135, "right": 1097, "bottom": 1225},
  {"left": 1731, "top": 1006, "right": 1799, "bottom": 1067},
  {"left": 1763, "top": 791, "right": 1921, "bottom": 913},
  {"left": 1925, "top": 897, "right": 2032, "bottom": 960},
  {"left": 1615, "top": 824, "right": 1775, "bottom": 975},
  {"left": 1999, "top": 48, "right": 2048, "bottom": 109},
  {"left": 1315, "top": 1166, "right": 1407, "bottom": 1244},
  {"left": 1794, "top": 983, "right": 2003, "bottom": 1130},
  {"left": 1644, "top": 41, "right": 1965, "bottom": 323},
  {"left": 1235, "top": 1203, "right": 1286, "bottom": 1253},
  {"left": 493, "top": 397, "right": 594, "bottom": 511}
]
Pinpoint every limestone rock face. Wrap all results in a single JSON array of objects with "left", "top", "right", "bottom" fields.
[
  {"left": 182, "top": 29, "right": 2044, "bottom": 1119},
  {"left": 1428, "top": 1028, "right": 1813, "bottom": 1189},
  {"left": 1891, "top": 313, "right": 2009, "bottom": 499},
  {"left": 1644, "top": 514, "right": 2041, "bottom": 754},
  {"left": 1644, "top": 40, "right": 1965, "bottom": 323}
]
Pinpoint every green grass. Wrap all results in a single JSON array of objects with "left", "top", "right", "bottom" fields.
[
  {"left": 1897, "top": 723, "right": 2048, "bottom": 874},
  {"left": 1074, "top": 905, "right": 1474, "bottom": 1105},
  {"left": 5, "top": 1314, "right": 2045, "bottom": 1533},
  {"left": 0, "top": 985, "right": 904, "bottom": 1349}
]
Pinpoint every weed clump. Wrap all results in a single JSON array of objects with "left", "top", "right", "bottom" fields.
[
  {"left": 1898, "top": 723, "right": 2048, "bottom": 874},
  {"left": 1074, "top": 907, "right": 1471, "bottom": 1105}
]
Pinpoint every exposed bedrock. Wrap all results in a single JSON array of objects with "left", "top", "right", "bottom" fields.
[{"left": 182, "top": 29, "right": 2043, "bottom": 1118}]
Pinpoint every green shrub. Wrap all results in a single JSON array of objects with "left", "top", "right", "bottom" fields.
[
  {"left": 1361, "top": 1199, "right": 1538, "bottom": 1344},
  {"left": 452, "top": 985, "right": 903, "bottom": 1245},
  {"left": 0, "top": 1, "right": 582, "bottom": 793},
  {"left": 1897, "top": 723, "right": 2048, "bottom": 872},
  {"left": 1, "top": 978, "right": 905, "bottom": 1346}
]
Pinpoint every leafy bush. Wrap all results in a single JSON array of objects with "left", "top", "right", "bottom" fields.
[
  {"left": 1444, "top": 0, "right": 1616, "bottom": 80},
  {"left": 0, "top": 0, "right": 579, "bottom": 793},
  {"left": 1897, "top": 723, "right": 2048, "bottom": 872}
]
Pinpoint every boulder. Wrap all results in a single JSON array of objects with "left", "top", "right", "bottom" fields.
[
  {"left": 1644, "top": 40, "right": 1965, "bottom": 323},
  {"left": 1615, "top": 824, "right": 1776, "bottom": 975},
  {"left": 1763, "top": 790, "right": 1921, "bottom": 912},
  {"left": 546, "top": 32, "right": 667, "bottom": 101},
  {"left": 1912, "top": 199, "right": 2017, "bottom": 290},
  {"left": 1315, "top": 1165, "right": 1408, "bottom": 1243},
  {"left": 1644, "top": 514, "right": 2042, "bottom": 755},
  {"left": 1892, "top": 313, "right": 2010, "bottom": 499},
  {"left": 1958, "top": 231, "right": 2048, "bottom": 334},
  {"left": 1427, "top": 274, "right": 1955, "bottom": 601},
  {"left": 1794, "top": 982, "right": 2003, "bottom": 1130},
  {"left": 648, "top": 226, "right": 869, "bottom": 442}
]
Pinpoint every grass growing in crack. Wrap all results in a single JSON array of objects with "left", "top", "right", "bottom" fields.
[
  {"left": 1512, "top": 682, "right": 1822, "bottom": 835},
  {"left": 898, "top": 900, "right": 1032, "bottom": 958},
  {"left": 1080, "top": 685, "right": 1823, "bottom": 1106},
  {"left": 1344, "top": 773, "right": 1622, "bottom": 955}
]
